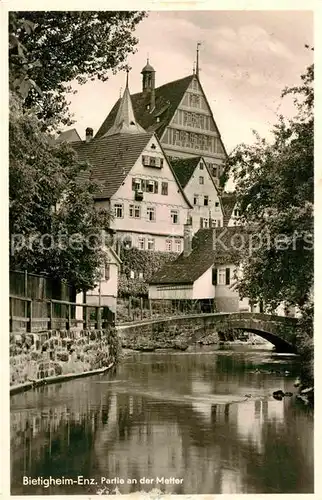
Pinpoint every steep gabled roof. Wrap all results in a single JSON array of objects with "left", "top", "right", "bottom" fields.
[
  {"left": 71, "top": 133, "right": 192, "bottom": 208},
  {"left": 96, "top": 75, "right": 194, "bottom": 140},
  {"left": 149, "top": 226, "right": 246, "bottom": 285},
  {"left": 56, "top": 128, "right": 82, "bottom": 144},
  {"left": 221, "top": 192, "right": 237, "bottom": 226},
  {"left": 72, "top": 133, "right": 153, "bottom": 199},
  {"left": 171, "top": 157, "right": 201, "bottom": 188}
]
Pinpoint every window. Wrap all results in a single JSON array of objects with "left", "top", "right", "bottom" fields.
[
  {"left": 199, "top": 162, "right": 204, "bottom": 170},
  {"left": 130, "top": 270, "right": 135, "bottom": 279},
  {"left": 212, "top": 166, "right": 217, "bottom": 177},
  {"left": 199, "top": 176, "right": 204, "bottom": 185},
  {"left": 171, "top": 210, "right": 179, "bottom": 224},
  {"left": 215, "top": 268, "right": 231, "bottom": 285},
  {"left": 147, "top": 180, "right": 154, "bottom": 193},
  {"left": 204, "top": 195, "right": 209, "bottom": 206},
  {"left": 161, "top": 182, "right": 168, "bottom": 195},
  {"left": 132, "top": 178, "right": 141, "bottom": 191},
  {"left": 147, "top": 238, "right": 155, "bottom": 251},
  {"left": 193, "top": 194, "right": 198, "bottom": 205},
  {"left": 123, "top": 237, "right": 132, "bottom": 249},
  {"left": 218, "top": 268, "right": 226, "bottom": 285},
  {"left": 212, "top": 219, "right": 222, "bottom": 227},
  {"left": 138, "top": 271, "right": 144, "bottom": 280},
  {"left": 166, "top": 239, "right": 172, "bottom": 252},
  {"left": 142, "top": 155, "right": 163, "bottom": 168},
  {"left": 129, "top": 204, "right": 141, "bottom": 218},
  {"left": 215, "top": 202, "right": 220, "bottom": 208},
  {"left": 114, "top": 203, "right": 123, "bottom": 218},
  {"left": 138, "top": 237, "right": 145, "bottom": 250},
  {"left": 142, "top": 155, "right": 149, "bottom": 166},
  {"left": 175, "top": 239, "right": 181, "bottom": 253},
  {"left": 147, "top": 207, "right": 156, "bottom": 221},
  {"left": 203, "top": 218, "right": 209, "bottom": 228},
  {"left": 101, "top": 262, "right": 110, "bottom": 281},
  {"left": 234, "top": 209, "right": 241, "bottom": 217}
]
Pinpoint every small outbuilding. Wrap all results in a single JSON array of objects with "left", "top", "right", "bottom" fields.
[{"left": 148, "top": 223, "right": 250, "bottom": 312}]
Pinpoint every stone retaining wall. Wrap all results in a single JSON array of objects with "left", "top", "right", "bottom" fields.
[{"left": 10, "top": 327, "right": 121, "bottom": 387}]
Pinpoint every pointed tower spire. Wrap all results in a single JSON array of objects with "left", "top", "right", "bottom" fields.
[
  {"left": 104, "top": 70, "right": 146, "bottom": 137},
  {"left": 196, "top": 42, "right": 201, "bottom": 77}
]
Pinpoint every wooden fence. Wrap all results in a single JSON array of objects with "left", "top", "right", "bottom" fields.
[
  {"left": 9, "top": 270, "right": 114, "bottom": 333},
  {"left": 9, "top": 295, "right": 113, "bottom": 333},
  {"left": 10, "top": 270, "right": 75, "bottom": 302}
]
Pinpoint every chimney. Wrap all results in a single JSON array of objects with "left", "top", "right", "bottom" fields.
[
  {"left": 85, "top": 127, "right": 93, "bottom": 142},
  {"left": 183, "top": 216, "right": 193, "bottom": 257}
]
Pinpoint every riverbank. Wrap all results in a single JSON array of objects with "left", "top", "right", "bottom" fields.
[
  {"left": 10, "top": 327, "right": 121, "bottom": 395},
  {"left": 10, "top": 362, "right": 114, "bottom": 395}
]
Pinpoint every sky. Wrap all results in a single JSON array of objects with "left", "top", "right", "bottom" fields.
[{"left": 65, "top": 10, "right": 313, "bottom": 153}]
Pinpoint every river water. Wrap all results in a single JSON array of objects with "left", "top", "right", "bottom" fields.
[{"left": 10, "top": 345, "right": 314, "bottom": 495}]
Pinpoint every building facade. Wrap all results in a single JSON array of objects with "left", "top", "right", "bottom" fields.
[
  {"left": 96, "top": 61, "right": 228, "bottom": 187},
  {"left": 95, "top": 132, "right": 192, "bottom": 253},
  {"left": 171, "top": 156, "right": 224, "bottom": 233}
]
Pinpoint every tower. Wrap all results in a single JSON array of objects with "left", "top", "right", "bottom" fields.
[
  {"left": 103, "top": 70, "right": 146, "bottom": 137},
  {"left": 141, "top": 58, "right": 156, "bottom": 110}
]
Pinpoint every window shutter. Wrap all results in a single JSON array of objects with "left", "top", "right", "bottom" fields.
[
  {"left": 225, "top": 268, "right": 230, "bottom": 285},
  {"left": 154, "top": 181, "right": 158, "bottom": 193},
  {"left": 141, "top": 179, "right": 146, "bottom": 192},
  {"left": 200, "top": 217, "right": 203, "bottom": 228},
  {"left": 132, "top": 178, "right": 136, "bottom": 191},
  {"left": 212, "top": 268, "right": 217, "bottom": 285}
]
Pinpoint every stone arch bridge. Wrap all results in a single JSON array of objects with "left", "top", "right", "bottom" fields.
[{"left": 116, "top": 312, "right": 299, "bottom": 353}]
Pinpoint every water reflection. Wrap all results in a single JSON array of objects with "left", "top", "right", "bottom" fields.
[{"left": 11, "top": 348, "right": 313, "bottom": 495}]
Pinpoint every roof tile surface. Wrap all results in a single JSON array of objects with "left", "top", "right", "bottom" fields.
[{"left": 149, "top": 226, "right": 246, "bottom": 285}]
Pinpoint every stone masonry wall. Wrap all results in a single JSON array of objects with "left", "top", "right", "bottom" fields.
[
  {"left": 117, "top": 316, "right": 220, "bottom": 350},
  {"left": 10, "top": 328, "right": 121, "bottom": 387}
]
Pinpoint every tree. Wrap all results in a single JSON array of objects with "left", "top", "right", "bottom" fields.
[
  {"left": 9, "top": 91, "right": 111, "bottom": 291},
  {"left": 9, "top": 11, "right": 147, "bottom": 129},
  {"left": 225, "top": 63, "right": 313, "bottom": 312}
]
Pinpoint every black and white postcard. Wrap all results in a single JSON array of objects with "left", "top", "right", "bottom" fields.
[{"left": 2, "top": 1, "right": 318, "bottom": 498}]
